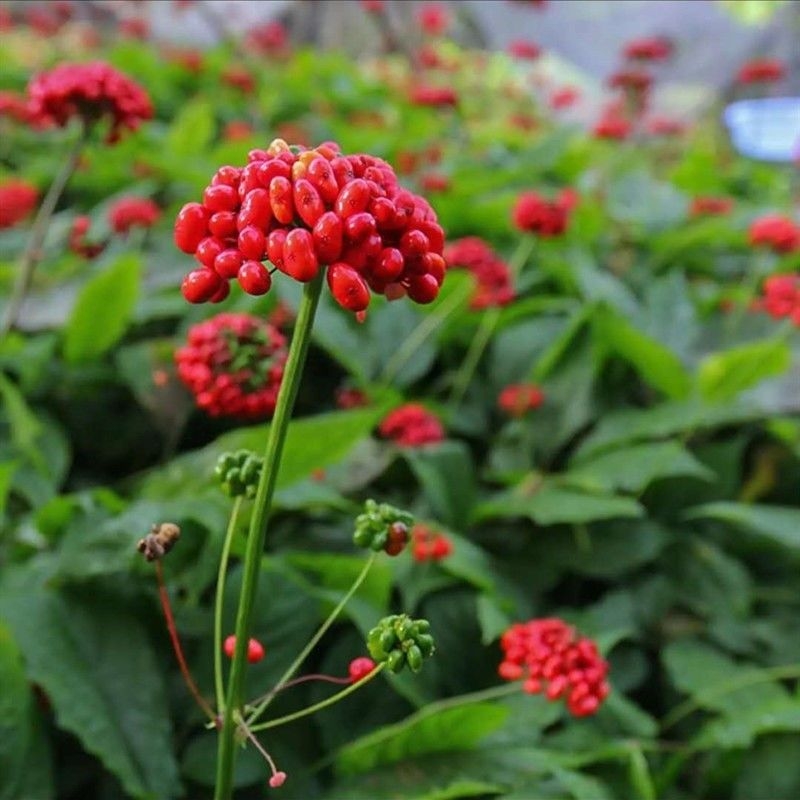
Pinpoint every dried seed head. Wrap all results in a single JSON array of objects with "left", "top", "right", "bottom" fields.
[{"left": 137, "top": 522, "right": 181, "bottom": 562}]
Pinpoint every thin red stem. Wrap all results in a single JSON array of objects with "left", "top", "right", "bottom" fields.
[
  {"left": 155, "top": 560, "right": 218, "bottom": 723},
  {"left": 248, "top": 672, "right": 350, "bottom": 709},
  {"left": 237, "top": 716, "right": 282, "bottom": 780}
]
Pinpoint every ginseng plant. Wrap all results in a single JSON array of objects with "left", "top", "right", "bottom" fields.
[{"left": 146, "top": 137, "right": 447, "bottom": 798}]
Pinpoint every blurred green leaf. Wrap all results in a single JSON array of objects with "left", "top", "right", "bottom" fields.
[{"left": 684, "top": 502, "right": 800, "bottom": 551}]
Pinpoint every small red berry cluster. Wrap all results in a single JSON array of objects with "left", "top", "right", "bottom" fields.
[
  {"left": 0, "top": 179, "right": 38, "bottom": 229},
  {"left": 512, "top": 190, "right": 576, "bottom": 237},
  {"left": 174, "top": 138, "right": 446, "bottom": 313},
  {"left": 26, "top": 61, "right": 153, "bottom": 142},
  {"left": 175, "top": 313, "right": 287, "bottom": 419},
  {"left": 69, "top": 215, "right": 104, "bottom": 258},
  {"left": 622, "top": 36, "right": 672, "bottom": 62},
  {"left": 335, "top": 386, "right": 369, "bottom": 409},
  {"left": 443, "top": 237, "right": 515, "bottom": 309},
  {"left": 748, "top": 214, "right": 800, "bottom": 254},
  {"left": 689, "top": 196, "right": 734, "bottom": 218},
  {"left": 497, "top": 383, "right": 545, "bottom": 418},
  {"left": 379, "top": 403, "right": 445, "bottom": 447},
  {"left": 411, "top": 524, "right": 453, "bottom": 562},
  {"left": 737, "top": 58, "right": 785, "bottom": 85},
  {"left": 107, "top": 196, "right": 160, "bottom": 234},
  {"left": 498, "top": 618, "right": 610, "bottom": 717},
  {"left": 223, "top": 634, "right": 265, "bottom": 664},
  {"left": 757, "top": 274, "right": 800, "bottom": 326}
]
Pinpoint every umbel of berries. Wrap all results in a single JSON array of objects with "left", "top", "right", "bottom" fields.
[
  {"left": 215, "top": 450, "right": 264, "bottom": 498},
  {"left": 175, "top": 313, "right": 287, "bottom": 419},
  {"left": 367, "top": 614, "right": 435, "bottom": 673},
  {"left": 353, "top": 498, "right": 414, "bottom": 556},
  {"left": 174, "top": 138, "right": 447, "bottom": 313}
]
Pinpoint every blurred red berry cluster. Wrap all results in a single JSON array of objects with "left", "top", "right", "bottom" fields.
[
  {"left": 512, "top": 190, "right": 576, "bottom": 237},
  {"left": 0, "top": 179, "right": 38, "bottom": 229},
  {"left": 499, "top": 618, "right": 610, "bottom": 717},
  {"left": 108, "top": 197, "right": 161, "bottom": 235},
  {"left": 748, "top": 215, "right": 800, "bottom": 254},
  {"left": 175, "top": 139, "right": 446, "bottom": 313},
  {"left": 758, "top": 275, "right": 800, "bottom": 325},
  {"left": 411, "top": 524, "right": 453, "bottom": 561},
  {"left": 444, "top": 237, "right": 515, "bottom": 309},
  {"left": 379, "top": 403, "right": 445, "bottom": 447},
  {"left": 498, "top": 383, "right": 545, "bottom": 417},
  {"left": 736, "top": 58, "right": 785, "bottom": 85},
  {"left": 175, "top": 313, "right": 287, "bottom": 419}
]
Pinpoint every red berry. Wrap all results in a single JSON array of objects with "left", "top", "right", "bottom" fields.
[
  {"left": 343, "top": 212, "right": 377, "bottom": 243},
  {"left": 424, "top": 252, "right": 446, "bottom": 285},
  {"left": 238, "top": 225, "right": 266, "bottom": 260},
  {"left": 370, "top": 197, "right": 397, "bottom": 229},
  {"left": 203, "top": 183, "right": 238, "bottom": 212},
  {"left": 327, "top": 262, "right": 370, "bottom": 312},
  {"left": 181, "top": 268, "right": 222, "bottom": 303},
  {"left": 211, "top": 165, "right": 241, "bottom": 187},
  {"left": 330, "top": 156, "right": 355, "bottom": 188},
  {"left": 174, "top": 202, "right": 208, "bottom": 253},
  {"left": 209, "top": 280, "right": 231, "bottom": 303},
  {"left": 269, "top": 771, "right": 287, "bottom": 788},
  {"left": 269, "top": 176, "right": 295, "bottom": 224},
  {"left": 208, "top": 211, "right": 237, "bottom": 238},
  {"left": 293, "top": 178, "right": 325, "bottom": 227},
  {"left": 312, "top": 211, "right": 344, "bottom": 264},
  {"left": 267, "top": 229, "right": 288, "bottom": 270},
  {"left": 214, "top": 248, "right": 244, "bottom": 279},
  {"left": 307, "top": 156, "right": 339, "bottom": 204},
  {"left": 282, "top": 228, "right": 319, "bottom": 282},
  {"left": 406, "top": 273, "right": 439, "bottom": 304},
  {"left": 223, "top": 634, "right": 265, "bottom": 663},
  {"left": 237, "top": 188, "right": 272, "bottom": 231},
  {"left": 348, "top": 656, "right": 376, "bottom": 683},
  {"left": 195, "top": 236, "right": 225, "bottom": 268},
  {"left": 334, "top": 178, "right": 370, "bottom": 218},
  {"left": 238, "top": 260, "right": 272, "bottom": 295},
  {"left": 374, "top": 247, "right": 404, "bottom": 281},
  {"left": 399, "top": 229, "right": 429, "bottom": 257},
  {"left": 257, "top": 158, "right": 291, "bottom": 188}
]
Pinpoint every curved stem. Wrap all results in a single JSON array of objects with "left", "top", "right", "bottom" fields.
[
  {"left": 447, "top": 237, "right": 536, "bottom": 408},
  {"left": 155, "top": 561, "right": 217, "bottom": 723},
  {"left": 249, "top": 663, "right": 386, "bottom": 733},
  {"left": 214, "top": 273, "right": 324, "bottom": 800},
  {"left": 245, "top": 552, "right": 377, "bottom": 725},
  {"left": 214, "top": 497, "right": 243, "bottom": 715},
  {"left": 1, "top": 123, "right": 87, "bottom": 338}
]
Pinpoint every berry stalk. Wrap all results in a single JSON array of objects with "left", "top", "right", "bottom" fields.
[
  {"left": 1, "top": 122, "right": 87, "bottom": 337},
  {"left": 215, "top": 272, "right": 324, "bottom": 800}
]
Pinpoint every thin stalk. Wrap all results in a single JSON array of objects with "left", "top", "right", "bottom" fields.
[
  {"left": 249, "top": 663, "right": 386, "bottom": 733},
  {"left": 1, "top": 124, "right": 87, "bottom": 337},
  {"left": 214, "top": 273, "right": 324, "bottom": 800},
  {"left": 246, "top": 552, "right": 377, "bottom": 725},
  {"left": 155, "top": 561, "right": 217, "bottom": 723},
  {"left": 214, "top": 497, "right": 243, "bottom": 715},
  {"left": 448, "top": 237, "right": 536, "bottom": 408}
]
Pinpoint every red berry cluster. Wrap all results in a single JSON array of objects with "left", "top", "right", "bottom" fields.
[
  {"left": 335, "top": 386, "right": 369, "bottom": 409},
  {"left": 758, "top": 274, "right": 800, "bottom": 326},
  {"left": 607, "top": 69, "right": 653, "bottom": 93},
  {"left": 69, "top": 215, "right": 105, "bottom": 258},
  {"left": 174, "top": 138, "right": 446, "bottom": 313},
  {"left": 508, "top": 40, "right": 542, "bottom": 60},
  {"left": 593, "top": 112, "right": 632, "bottom": 140},
  {"left": 26, "top": 61, "right": 153, "bottom": 143},
  {"left": 498, "top": 618, "right": 610, "bottom": 717},
  {"left": 220, "top": 65, "right": 256, "bottom": 94},
  {"left": 175, "top": 313, "right": 287, "bottom": 419},
  {"left": 409, "top": 85, "right": 459, "bottom": 108},
  {"left": 512, "top": 190, "right": 575, "bottom": 237},
  {"left": 622, "top": 36, "right": 672, "bottom": 62},
  {"left": 417, "top": 3, "right": 450, "bottom": 36},
  {"left": 411, "top": 524, "right": 453, "bottom": 562},
  {"left": 737, "top": 58, "right": 785, "bottom": 85},
  {"left": 0, "top": 179, "right": 38, "bottom": 229},
  {"left": 645, "top": 116, "right": 685, "bottom": 137},
  {"left": 245, "top": 21, "right": 288, "bottom": 56},
  {"left": 379, "top": 403, "right": 445, "bottom": 447},
  {"left": 0, "top": 90, "right": 33, "bottom": 124},
  {"left": 549, "top": 86, "right": 580, "bottom": 110},
  {"left": 689, "top": 196, "right": 734, "bottom": 218},
  {"left": 748, "top": 214, "right": 800, "bottom": 254},
  {"left": 443, "top": 236, "right": 515, "bottom": 309},
  {"left": 107, "top": 196, "right": 161, "bottom": 235},
  {"left": 498, "top": 383, "right": 545, "bottom": 417}
]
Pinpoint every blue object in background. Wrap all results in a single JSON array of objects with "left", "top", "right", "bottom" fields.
[{"left": 724, "top": 97, "right": 800, "bottom": 163}]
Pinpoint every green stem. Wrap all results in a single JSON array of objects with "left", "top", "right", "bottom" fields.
[
  {"left": 214, "top": 497, "right": 243, "bottom": 715},
  {"left": 661, "top": 662, "right": 800, "bottom": 731},
  {"left": 214, "top": 273, "right": 324, "bottom": 800},
  {"left": 1, "top": 123, "right": 87, "bottom": 338},
  {"left": 447, "top": 237, "right": 536, "bottom": 408},
  {"left": 249, "top": 663, "right": 387, "bottom": 732},
  {"left": 246, "top": 552, "right": 377, "bottom": 725}
]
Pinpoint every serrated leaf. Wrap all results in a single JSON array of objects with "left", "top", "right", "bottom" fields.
[
  {"left": 567, "top": 441, "right": 713, "bottom": 493},
  {"left": 698, "top": 338, "right": 791, "bottom": 402},
  {"left": 684, "top": 502, "right": 800, "bottom": 551},
  {"left": 63, "top": 254, "right": 141, "bottom": 363},
  {"left": 594, "top": 307, "right": 691, "bottom": 399},
  {"left": 0, "top": 562, "right": 181, "bottom": 799}
]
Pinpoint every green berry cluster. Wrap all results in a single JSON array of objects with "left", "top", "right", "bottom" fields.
[
  {"left": 353, "top": 499, "right": 414, "bottom": 555},
  {"left": 214, "top": 450, "right": 264, "bottom": 498},
  {"left": 367, "top": 614, "right": 435, "bottom": 673}
]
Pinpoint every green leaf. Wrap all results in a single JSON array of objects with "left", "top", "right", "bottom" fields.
[
  {"left": 336, "top": 703, "right": 510, "bottom": 776},
  {"left": 0, "top": 623, "right": 54, "bottom": 800},
  {"left": 684, "top": 502, "right": 800, "bottom": 551},
  {"left": 63, "top": 254, "right": 141, "bottom": 363},
  {"left": 695, "top": 697, "right": 800, "bottom": 749},
  {"left": 0, "top": 563, "right": 181, "bottom": 799},
  {"left": 607, "top": 169, "right": 689, "bottom": 231},
  {"left": 0, "top": 372, "right": 43, "bottom": 471},
  {"left": 567, "top": 441, "right": 713, "bottom": 494},
  {"left": 403, "top": 441, "right": 476, "bottom": 530},
  {"left": 594, "top": 307, "right": 692, "bottom": 399},
  {"left": 166, "top": 98, "right": 214, "bottom": 155},
  {"left": 476, "top": 594, "right": 512, "bottom": 645},
  {"left": 697, "top": 338, "right": 791, "bottom": 402},
  {"left": 135, "top": 406, "right": 385, "bottom": 499},
  {"left": 476, "top": 480, "right": 644, "bottom": 526}
]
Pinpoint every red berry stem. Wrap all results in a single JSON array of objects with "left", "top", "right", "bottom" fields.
[
  {"left": 248, "top": 672, "right": 352, "bottom": 710},
  {"left": 215, "top": 272, "right": 324, "bottom": 800},
  {"left": 1, "top": 120, "right": 88, "bottom": 337},
  {"left": 154, "top": 560, "right": 217, "bottom": 724}
]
